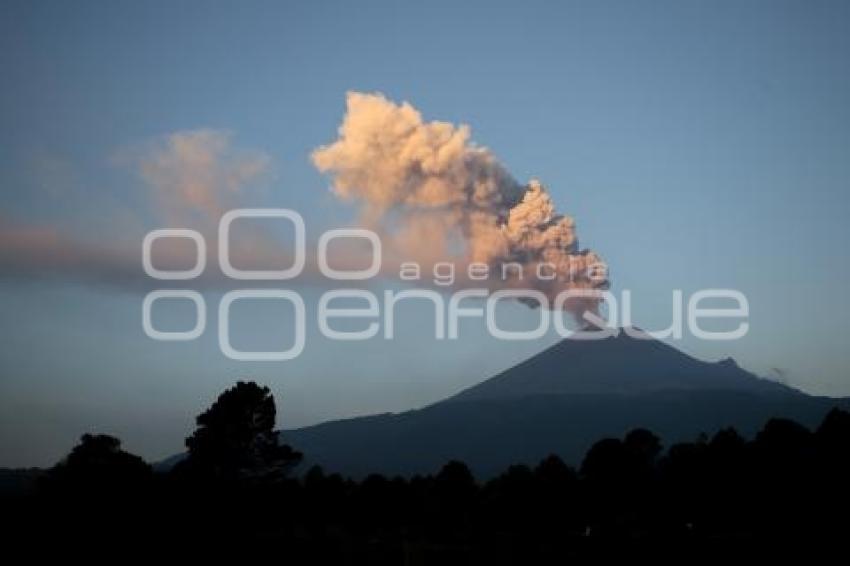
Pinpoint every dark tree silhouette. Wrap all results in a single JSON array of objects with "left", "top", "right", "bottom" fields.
[
  {"left": 817, "top": 407, "right": 850, "bottom": 446},
  {"left": 623, "top": 428, "right": 662, "bottom": 476},
  {"left": 179, "top": 381, "right": 302, "bottom": 482},
  {"left": 47, "top": 433, "right": 151, "bottom": 492},
  {"left": 580, "top": 437, "right": 626, "bottom": 483},
  {"left": 816, "top": 407, "right": 850, "bottom": 475},
  {"left": 432, "top": 460, "right": 477, "bottom": 535},
  {"left": 5, "top": 386, "right": 849, "bottom": 560},
  {"left": 435, "top": 460, "right": 476, "bottom": 501},
  {"left": 755, "top": 418, "right": 812, "bottom": 455}
]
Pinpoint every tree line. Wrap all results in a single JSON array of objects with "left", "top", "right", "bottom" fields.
[{"left": 2, "top": 380, "right": 848, "bottom": 561}]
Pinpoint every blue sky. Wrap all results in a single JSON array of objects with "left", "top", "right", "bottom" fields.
[{"left": 1, "top": 0, "right": 849, "bottom": 466}]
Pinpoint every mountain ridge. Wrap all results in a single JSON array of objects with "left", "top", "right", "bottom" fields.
[
  {"left": 448, "top": 328, "right": 794, "bottom": 401},
  {"left": 280, "top": 329, "right": 846, "bottom": 477}
]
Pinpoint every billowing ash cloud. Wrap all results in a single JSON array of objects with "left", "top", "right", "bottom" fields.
[{"left": 312, "top": 92, "right": 608, "bottom": 316}]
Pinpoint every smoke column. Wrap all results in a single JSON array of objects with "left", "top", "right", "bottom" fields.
[{"left": 312, "top": 92, "right": 607, "bottom": 317}]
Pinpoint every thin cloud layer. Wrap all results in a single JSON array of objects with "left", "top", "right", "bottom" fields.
[
  {"left": 140, "top": 129, "right": 272, "bottom": 226},
  {"left": 0, "top": 130, "right": 273, "bottom": 287}
]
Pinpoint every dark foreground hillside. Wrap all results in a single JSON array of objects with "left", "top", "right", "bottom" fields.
[{"left": 2, "top": 381, "right": 849, "bottom": 562}]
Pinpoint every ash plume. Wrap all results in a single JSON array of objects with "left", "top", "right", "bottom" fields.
[{"left": 312, "top": 92, "right": 608, "bottom": 317}]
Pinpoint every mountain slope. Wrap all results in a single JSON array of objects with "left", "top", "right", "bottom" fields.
[
  {"left": 450, "top": 330, "right": 792, "bottom": 400},
  {"left": 282, "top": 331, "right": 846, "bottom": 478}
]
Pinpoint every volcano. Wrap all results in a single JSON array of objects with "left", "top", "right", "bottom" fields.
[
  {"left": 283, "top": 330, "right": 847, "bottom": 478},
  {"left": 449, "top": 329, "right": 790, "bottom": 401}
]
